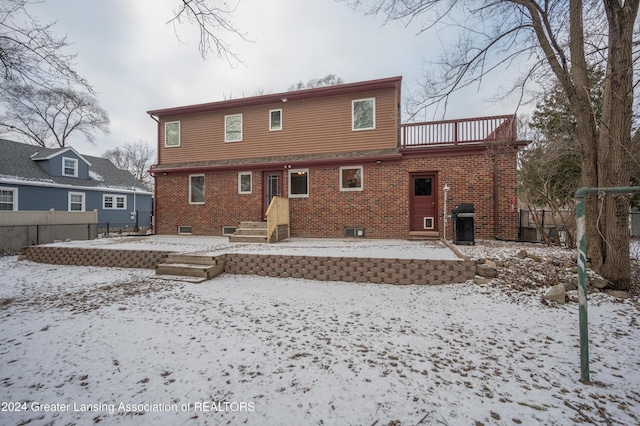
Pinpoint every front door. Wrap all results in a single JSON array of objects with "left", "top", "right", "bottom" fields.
[
  {"left": 263, "top": 171, "right": 283, "bottom": 218},
  {"left": 410, "top": 173, "right": 437, "bottom": 231}
]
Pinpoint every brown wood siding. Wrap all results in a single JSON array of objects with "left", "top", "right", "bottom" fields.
[{"left": 158, "top": 88, "right": 398, "bottom": 165}]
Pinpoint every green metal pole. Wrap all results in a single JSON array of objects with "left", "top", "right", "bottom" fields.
[
  {"left": 574, "top": 186, "right": 640, "bottom": 383},
  {"left": 574, "top": 195, "right": 589, "bottom": 382}
]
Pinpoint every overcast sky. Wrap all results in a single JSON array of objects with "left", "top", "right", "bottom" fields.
[{"left": 27, "top": 0, "right": 524, "bottom": 158}]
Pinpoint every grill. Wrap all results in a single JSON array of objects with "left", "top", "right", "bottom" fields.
[{"left": 452, "top": 203, "right": 475, "bottom": 245}]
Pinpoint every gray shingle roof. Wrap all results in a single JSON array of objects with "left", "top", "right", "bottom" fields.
[{"left": 0, "top": 139, "right": 151, "bottom": 193}]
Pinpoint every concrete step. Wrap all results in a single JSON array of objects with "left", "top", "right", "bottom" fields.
[
  {"left": 228, "top": 234, "right": 268, "bottom": 243},
  {"left": 164, "top": 254, "right": 223, "bottom": 265},
  {"left": 408, "top": 231, "right": 440, "bottom": 240},
  {"left": 153, "top": 275, "right": 208, "bottom": 284},
  {"left": 155, "top": 263, "right": 221, "bottom": 278}
]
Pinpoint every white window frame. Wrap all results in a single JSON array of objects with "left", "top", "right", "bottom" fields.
[
  {"left": 68, "top": 191, "right": 85, "bottom": 211},
  {"left": 62, "top": 157, "right": 78, "bottom": 177},
  {"left": 103, "top": 194, "right": 127, "bottom": 210},
  {"left": 165, "top": 121, "right": 181, "bottom": 147},
  {"left": 189, "top": 174, "right": 205, "bottom": 205},
  {"left": 225, "top": 114, "right": 243, "bottom": 142},
  {"left": 288, "top": 168, "right": 309, "bottom": 198},
  {"left": 238, "top": 172, "right": 252, "bottom": 194},
  {"left": 269, "top": 109, "right": 282, "bottom": 131},
  {"left": 339, "top": 166, "right": 364, "bottom": 192},
  {"left": 352, "top": 98, "right": 376, "bottom": 131},
  {"left": 0, "top": 187, "right": 18, "bottom": 211}
]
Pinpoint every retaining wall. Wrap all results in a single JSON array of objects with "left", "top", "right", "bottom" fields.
[
  {"left": 21, "top": 246, "right": 475, "bottom": 285},
  {"left": 22, "top": 246, "right": 171, "bottom": 269}
]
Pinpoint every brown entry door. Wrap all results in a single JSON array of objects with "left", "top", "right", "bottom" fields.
[
  {"left": 410, "top": 174, "right": 437, "bottom": 231},
  {"left": 263, "top": 171, "right": 283, "bottom": 218}
]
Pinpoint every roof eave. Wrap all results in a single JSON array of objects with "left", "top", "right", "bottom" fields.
[{"left": 147, "top": 76, "right": 403, "bottom": 118}]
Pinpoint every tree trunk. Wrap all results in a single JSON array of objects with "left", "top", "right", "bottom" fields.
[{"left": 595, "top": 0, "right": 638, "bottom": 290}]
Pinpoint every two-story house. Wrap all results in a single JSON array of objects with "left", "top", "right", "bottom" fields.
[
  {"left": 148, "top": 76, "right": 527, "bottom": 240},
  {"left": 0, "top": 139, "right": 153, "bottom": 229}
]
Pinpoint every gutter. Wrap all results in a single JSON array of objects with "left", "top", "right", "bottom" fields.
[{"left": 149, "top": 153, "right": 403, "bottom": 176}]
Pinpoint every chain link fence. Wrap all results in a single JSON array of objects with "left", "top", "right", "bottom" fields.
[{"left": 518, "top": 210, "right": 639, "bottom": 259}]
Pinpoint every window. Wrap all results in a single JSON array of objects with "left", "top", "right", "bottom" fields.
[
  {"left": 103, "top": 194, "right": 126, "bottom": 210},
  {"left": 165, "top": 121, "right": 180, "bottom": 147},
  {"left": 269, "top": 109, "right": 282, "bottom": 131},
  {"left": 177, "top": 226, "right": 192, "bottom": 235},
  {"left": 289, "top": 169, "right": 309, "bottom": 198},
  {"left": 238, "top": 172, "right": 252, "bottom": 194},
  {"left": 68, "top": 192, "right": 85, "bottom": 211},
  {"left": 414, "top": 178, "right": 432, "bottom": 196},
  {"left": 352, "top": 98, "right": 375, "bottom": 130},
  {"left": 0, "top": 188, "right": 17, "bottom": 211},
  {"left": 189, "top": 174, "right": 205, "bottom": 204},
  {"left": 340, "top": 166, "right": 363, "bottom": 191},
  {"left": 225, "top": 114, "right": 243, "bottom": 142},
  {"left": 62, "top": 157, "right": 78, "bottom": 177}
]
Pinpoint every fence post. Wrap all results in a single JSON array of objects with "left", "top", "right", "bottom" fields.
[
  {"left": 36, "top": 224, "right": 40, "bottom": 245},
  {"left": 107, "top": 222, "right": 110, "bottom": 236}
]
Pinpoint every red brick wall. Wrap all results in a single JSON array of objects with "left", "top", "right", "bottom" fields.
[{"left": 154, "top": 147, "right": 520, "bottom": 240}]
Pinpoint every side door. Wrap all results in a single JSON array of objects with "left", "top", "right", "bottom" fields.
[{"left": 410, "top": 173, "right": 437, "bottom": 231}]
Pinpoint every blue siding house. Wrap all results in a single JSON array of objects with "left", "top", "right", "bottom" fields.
[{"left": 0, "top": 139, "right": 153, "bottom": 229}]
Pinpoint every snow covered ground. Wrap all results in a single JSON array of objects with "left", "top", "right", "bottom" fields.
[
  {"left": 1, "top": 240, "right": 639, "bottom": 425},
  {"left": 47, "top": 235, "right": 461, "bottom": 260}
]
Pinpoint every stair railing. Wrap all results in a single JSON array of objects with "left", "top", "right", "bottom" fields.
[{"left": 265, "top": 196, "right": 290, "bottom": 243}]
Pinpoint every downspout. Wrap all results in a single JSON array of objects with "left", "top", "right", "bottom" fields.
[
  {"left": 493, "top": 156, "right": 499, "bottom": 239},
  {"left": 148, "top": 113, "right": 160, "bottom": 235}
]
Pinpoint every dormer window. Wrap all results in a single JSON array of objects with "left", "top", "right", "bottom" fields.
[{"left": 62, "top": 157, "right": 78, "bottom": 177}]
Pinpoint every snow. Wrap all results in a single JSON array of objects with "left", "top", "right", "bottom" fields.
[
  {"left": 50, "top": 236, "right": 462, "bottom": 260},
  {"left": 1, "top": 242, "right": 639, "bottom": 425},
  {"left": 89, "top": 170, "right": 104, "bottom": 181}
]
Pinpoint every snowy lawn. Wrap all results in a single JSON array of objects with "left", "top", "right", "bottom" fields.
[{"left": 1, "top": 252, "right": 639, "bottom": 425}]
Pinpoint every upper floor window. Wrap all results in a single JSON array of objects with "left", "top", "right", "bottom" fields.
[
  {"left": 225, "top": 114, "right": 243, "bottom": 142},
  {"left": 269, "top": 109, "right": 282, "bottom": 131},
  {"left": 238, "top": 172, "right": 252, "bottom": 194},
  {"left": 340, "top": 166, "right": 363, "bottom": 191},
  {"left": 352, "top": 98, "right": 375, "bottom": 131},
  {"left": 189, "top": 174, "right": 205, "bottom": 204},
  {"left": 165, "top": 121, "right": 180, "bottom": 147},
  {"left": 103, "top": 194, "right": 126, "bottom": 210},
  {"left": 68, "top": 192, "right": 85, "bottom": 211},
  {"left": 62, "top": 157, "right": 78, "bottom": 177},
  {"left": 289, "top": 169, "right": 309, "bottom": 198},
  {"left": 0, "top": 188, "right": 17, "bottom": 211}
]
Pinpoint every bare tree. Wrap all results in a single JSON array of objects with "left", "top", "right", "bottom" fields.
[
  {"left": 0, "top": 83, "right": 110, "bottom": 148},
  {"left": 167, "top": 0, "right": 251, "bottom": 64},
  {"left": 103, "top": 141, "right": 155, "bottom": 189},
  {"left": 0, "top": 0, "right": 91, "bottom": 91},
  {"left": 288, "top": 74, "right": 344, "bottom": 91},
  {"left": 346, "top": 0, "right": 639, "bottom": 290}
]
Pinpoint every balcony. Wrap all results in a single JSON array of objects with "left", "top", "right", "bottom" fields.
[{"left": 400, "top": 114, "right": 517, "bottom": 148}]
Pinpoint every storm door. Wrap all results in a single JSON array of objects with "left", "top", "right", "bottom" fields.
[{"left": 263, "top": 171, "right": 283, "bottom": 218}]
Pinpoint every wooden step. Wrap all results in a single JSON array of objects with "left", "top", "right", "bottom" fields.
[
  {"left": 233, "top": 228, "right": 268, "bottom": 236},
  {"left": 238, "top": 221, "right": 267, "bottom": 229},
  {"left": 228, "top": 234, "right": 268, "bottom": 243}
]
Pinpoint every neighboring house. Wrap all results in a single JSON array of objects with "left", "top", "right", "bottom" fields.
[
  {"left": 147, "top": 76, "right": 528, "bottom": 240},
  {"left": 0, "top": 139, "right": 153, "bottom": 229}
]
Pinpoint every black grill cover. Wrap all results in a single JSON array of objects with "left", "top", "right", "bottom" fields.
[{"left": 452, "top": 203, "right": 475, "bottom": 215}]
